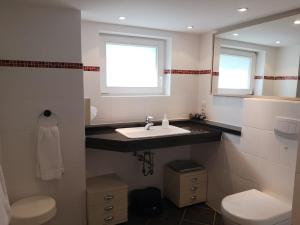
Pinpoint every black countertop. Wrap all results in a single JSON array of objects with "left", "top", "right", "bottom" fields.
[
  {"left": 85, "top": 120, "right": 236, "bottom": 152},
  {"left": 191, "top": 119, "right": 242, "bottom": 136}
]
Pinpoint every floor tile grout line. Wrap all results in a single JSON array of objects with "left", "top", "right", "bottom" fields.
[
  {"left": 144, "top": 218, "right": 151, "bottom": 225},
  {"left": 182, "top": 218, "right": 211, "bottom": 225},
  {"left": 212, "top": 210, "right": 217, "bottom": 225},
  {"left": 178, "top": 208, "right": 187, "bottom": 225},
  {"left": 195, "top": 206, "right": 215, "bottom": 211}
]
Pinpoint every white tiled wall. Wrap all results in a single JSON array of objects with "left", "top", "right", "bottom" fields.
[
  {"left": 84, "top": 75, "right": 200, "bottom": 123},
  {"left": 0, "top": 4, "right": 86, "bottom": 225},
  {"left": 274, "top": 45, "right": 300, "bottom": 97},
  {"left": 192, "top": 98, "right": 300, "bottom": 210},
  {"left": 292, "top": 136, "right": 300, "bottom": 224}
]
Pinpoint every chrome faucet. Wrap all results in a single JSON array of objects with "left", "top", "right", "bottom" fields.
[{"left": 145, "top": 116, "right": 154, "bottom": 130}]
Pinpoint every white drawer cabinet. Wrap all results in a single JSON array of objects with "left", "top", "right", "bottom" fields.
[{"left": 87, "top": 174, "right": 128, "bottom": 225}]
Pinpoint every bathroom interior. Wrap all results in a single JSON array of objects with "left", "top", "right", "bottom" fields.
[{"left": 1, "top": 1, "right": 300, "bottom": 225}]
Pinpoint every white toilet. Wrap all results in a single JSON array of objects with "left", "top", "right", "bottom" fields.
[
  {"left": 10, "top": 196, "right": 56, "bottom": 225},
  {"left": 221, "top": 189, "right": 292, "bottom": 225}
]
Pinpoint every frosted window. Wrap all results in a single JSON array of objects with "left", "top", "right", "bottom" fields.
[
  {"left": 106, "top": 43, "right": 158, "bottom": 87},
  {"left": 218, "top": 54, "right": 252, "bottom": 89}
]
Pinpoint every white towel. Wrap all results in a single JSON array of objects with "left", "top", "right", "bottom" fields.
[
  {"left": 0, "top": 164, "right": 10, "bottom": 225},
  {"left": 37, "top": 119, "right": 64, "bottom": 180}
]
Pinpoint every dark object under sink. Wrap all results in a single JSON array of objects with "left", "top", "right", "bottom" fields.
[{"left": 130, "top": 187, "right": 163, "bottom": 217}]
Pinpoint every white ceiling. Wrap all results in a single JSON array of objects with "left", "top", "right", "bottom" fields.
[
  {"left": 11, "top": 0, "right": 300, "bottom": 33},
  {"left": 218, "top": 14, "right": 300, "bottom": 47}
]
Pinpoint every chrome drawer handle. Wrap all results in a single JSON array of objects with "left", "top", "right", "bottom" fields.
[
  {"left": 191, "top": 186, "right": 198, "bottom": 191},
  {"left": 104, "top": 195, "right": 114, "bottom": 200},
  {"left": 104, "top": 206, "right": 114, "bottom": 211},
  {"left": 191, "top": 196, "right": 197, "bottom": 200},
  {"left": 191, "top": 178, "right": 198, "bottom": 182},
  {"left": 104, "top": 216, "right": 114, "bottom": 222}
]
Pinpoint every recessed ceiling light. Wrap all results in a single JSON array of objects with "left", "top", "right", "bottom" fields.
[
  {"left": 237, "top": 7, "right": 248, "bottom": 12},
  {"left": 294, "top": 20, "right": 300, "bottom": 25},
  {"left": 233, "top": 33, "right": 239, "bottom": 36},
  {"left": 275, "top": 41, "right": 281, "bottom": 44},
  {"left": 119, "top": 16, "right": 126, "bottom": 20},
  {"left": 186, "top": 25, "right": 194, "bottom": 29}
]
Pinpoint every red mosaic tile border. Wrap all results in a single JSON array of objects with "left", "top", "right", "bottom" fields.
[
  {"left": 264, "top": 76, "right": 275, "bottom": 80},
  {"left": 275, "top": 76, "right": 299, "bottom": 80},
  {"left": 0, "top": 59, "right": 83, "bottom": 69},
  {"left": 83, "top": 66, "right": 100, "bottom": 72},
  {"left": 0, "top": 60, "right": 211, "bottom": 75},
  {"left": 213, "top": 72, "right": 299, "bottom": 81},
  {"left": 254, "top": 76, "right": 264, "bottom": 80},
  {"left": 0, "top": 59, "right": 104, "bottom": 72},
  {"left": 254, "top": 75, "right": 300, "bottom": 80},
  {"left": 164, "top": 69, "right": 212, "bottom": 75},
  {"left": 6, "top": 60, "right": 297, "bottom": 81}
]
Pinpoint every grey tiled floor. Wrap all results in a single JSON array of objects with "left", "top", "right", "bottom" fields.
[{"left": 126, "top": 200, "right": 224, "bottom": 225}]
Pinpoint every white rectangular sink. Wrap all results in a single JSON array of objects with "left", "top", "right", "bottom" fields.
[{"left": 116, "top": 125, "right": 191, "bottom": 139}]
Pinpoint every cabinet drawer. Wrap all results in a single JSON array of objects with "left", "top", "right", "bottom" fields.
[
  {"left": 88, "top": 203, "right": 127, "bottom": 218},
  {"left": 180, "top": 171, "right": 207, "bottom": 186},
  {"left": 88, "top": 207, "right": 127, "bottom": 225},
  {"left": 87, "top": 188, "right": 127, "bottom": 207},
  {"left": 181, "top": 181, "right": 207, "bottom": 193},
  {"left": 180, "top": 189, "right": 206, "bottom": 205}
]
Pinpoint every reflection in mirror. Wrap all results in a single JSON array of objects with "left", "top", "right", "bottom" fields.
[{"left": 212, "top": 13, "right": 300, "bottom": 98}]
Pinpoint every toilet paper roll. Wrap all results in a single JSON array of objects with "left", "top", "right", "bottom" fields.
[{"left": 90, "top": 106, "right": 98, "bottom": 121}]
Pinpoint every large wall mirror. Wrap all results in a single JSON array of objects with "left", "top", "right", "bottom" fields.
[{"left": 212, "top": 11, "right": 300, "bottom": 98}]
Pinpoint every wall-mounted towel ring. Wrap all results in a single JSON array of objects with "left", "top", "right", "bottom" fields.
[
  {"left": 43, "top": 110, "right": 52, "bottom": 117},
  {"left": 38, "top": 109, "right": 58, "bottom": 126}
]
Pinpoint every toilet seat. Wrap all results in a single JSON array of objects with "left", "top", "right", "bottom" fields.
[
  {"left": 10, "top": 196, "right": 56, "bottom": 225},
  {"left": 221, "top": 189, "right": 291, "bottom": 225}
]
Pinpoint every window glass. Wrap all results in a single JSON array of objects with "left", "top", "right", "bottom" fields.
[
  {"left": 106, "top": 43, "right": 158, "bottom": 88},
  {"left": 218, "top": 54, "right": 252, "bottom": 89}
]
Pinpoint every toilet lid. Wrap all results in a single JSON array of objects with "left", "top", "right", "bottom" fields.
[
  {"left": 11, "top": 196, "right": 56, "bottom": 225},
  {"left": 221, "top": 189, "right": 291, "bottom": 225}
]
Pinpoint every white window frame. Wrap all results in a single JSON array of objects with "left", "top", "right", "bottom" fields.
[
  {"left": 99, "top": 34, "right": 166, "bottom": 96},
  {"left": 218, "top": 47, "right": 256, "bottom": 95}
]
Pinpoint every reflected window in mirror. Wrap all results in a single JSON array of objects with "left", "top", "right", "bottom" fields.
[{"left": 218, "top": 48, "right": 256, "bottom": 95}]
